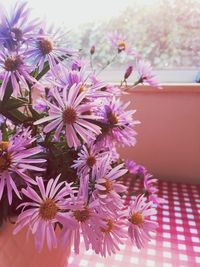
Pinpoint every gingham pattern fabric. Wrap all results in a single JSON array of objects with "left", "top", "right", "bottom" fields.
[{"left": 68, "top": 179, "right": 200, "bottom": 267}]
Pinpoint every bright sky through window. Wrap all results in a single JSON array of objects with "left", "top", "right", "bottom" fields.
[
  {"left": 1, "top": 0, "right": 159, "bottom": 29},
  {"left": 1, "top": 0, "right": 199, "bottom": 75}
]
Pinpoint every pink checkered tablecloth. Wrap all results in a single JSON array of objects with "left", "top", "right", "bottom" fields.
[{"left": 68, "top": 179, "right": 200, "bottom": 267}]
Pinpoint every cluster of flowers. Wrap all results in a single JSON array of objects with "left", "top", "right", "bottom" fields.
[{"left": 0, "top": 2, "right": 162, "bottom": 256}]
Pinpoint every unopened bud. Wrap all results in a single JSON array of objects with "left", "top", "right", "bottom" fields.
[
  {"left": 90, "top": 45, "right": 95, "bottom": 55},
  {"left": 124, "top": 66, "right": 133, "bottom": 80}
]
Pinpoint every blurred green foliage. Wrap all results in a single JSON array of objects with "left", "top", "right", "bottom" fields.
[{"left": 69, "top": 0, "right": 200, "bottom": 69}]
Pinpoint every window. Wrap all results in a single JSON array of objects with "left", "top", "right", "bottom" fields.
[{"left": 4, "top": 0, "right": 200, "bottom": 82}]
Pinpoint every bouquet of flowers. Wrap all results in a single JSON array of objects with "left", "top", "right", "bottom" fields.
[{"left": 0, "top": 1, "right": 163, "bottom": 257}]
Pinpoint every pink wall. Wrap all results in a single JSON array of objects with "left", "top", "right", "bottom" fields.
[{"left": 118, "top": 84, "right": 200, "bottom": 184}]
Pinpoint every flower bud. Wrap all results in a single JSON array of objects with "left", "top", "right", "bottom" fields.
[
  {"left": 90, "top": 45, "right": 95, "bottom": 55},
  {"left": 124, "top": 66, "right": 133, "bottom": 80}
]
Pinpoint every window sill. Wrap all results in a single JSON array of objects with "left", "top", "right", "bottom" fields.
[{"left": 98, "top": 69, "right": 199, "bottom": 84}]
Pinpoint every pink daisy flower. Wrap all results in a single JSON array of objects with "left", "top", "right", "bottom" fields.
[
  {"left": 137, "top": 60, "right": 161, "bottom": 88},
  {"left": 60, "top": 199, "right": 105, "bottom": 254},
  {"left": 34, "top": 83, "right": 101, "bottom": 149},
  {"left": 144, "top": 173, "right": 158, "bottom": 195},
  {"left": 144, "top": 173, "right": 166, "bottom": 206},
  {"left": 93, "top": 156, "right": 127, "bottom": 204},
  {"left": 95, "top": 97, "right": 139, "bottom": 147},
  {"left": 128, "top": 194, "right": 158, "bottom": 249},
  {"left": 0, "top": 48, "right": 36, "bottom": 100},
  {"left": 72, "top": 142, "right": 108, "bottom": 178},
  {"left": 0, "top": 1, "right": 39, "bottom": 49},
  {"left": 27, "top": 24, "right": 75, "bottom": 72},
  {"left": 109, "top": 31, "right": 138, "bottom": 56},
  {"left": 0, "top": 128, "right": 46, "bottom": 204},
  {"left": 13, "top": 175, "right": 76, "bottom": 251},
  {"left": 48, "top": 63, "right": 110, "bottom": 99},
  {"left": 97, "top": 214, "right": 127, "bottom": 257},
  {"left": 125, "top": 159, "right": 147, "bottom": 178}
]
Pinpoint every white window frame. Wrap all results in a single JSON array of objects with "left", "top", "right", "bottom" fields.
[{"left": 97, "top": 69, "right": 199, "bottom": 84}]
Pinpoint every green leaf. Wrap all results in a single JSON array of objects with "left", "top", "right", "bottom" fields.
[
  {"left": 1, "top": 109, "right": 28, "bottom": 124},
  {"left": 0, "top": 97, "right": 27, "bottom": 112},
  {"left": 28, "top": 106, "right": 42, "bottom": 120},
  {"left": 35, "top": 62, "right": 50, "bottom": 81},
  {"left": 2, "top": 79, "right": 12, "bottom": 102}
]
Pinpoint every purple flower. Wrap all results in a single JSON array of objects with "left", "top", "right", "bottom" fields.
[
  {"left": 71, "top": 58, "right": 87, "bottom": 71},
  {"left": 93, "top": 156, "right": 127, "bottom": 204},
  {"left": 144, "top": 173, "right": 165, "bottom": 206},
  {"left": 125, "top": 159, "right": 147, "bottom": 177},
  {"left": 49, "top": 63, "right": 109, "bottom": 99},
  {"left": 144, "top": 174, "right": 158, "bottom": 195},
  {"left": 0, "top": 128, "right": 46, "bottom": 204},
  {"left": 60, "top": 199, "right": 105, "bottom": 254},
  {"left": 95, "top": 97, "right": 139, "bottom": 147},
  {"left": 72, "top": 142, "right": 108, "bottom": 178},
  {"left": 97, "top": 215, "right": 127, "bottom": 257},
  {"left": 33, "top": 98, "right": 47, "bottom": 113},
  {"left": 109, "top": 31, "right": 138, "bottom": 56},
  {"left": 137, "top": 60, "right": 161, "bottom": 88},
  {"left": 0, "top": 115, "right": 5, "bottom": 125},
  {"left": 128, "top": 194, "right": 158, "bottom": 249},
  {"left": 0, "top": 48, "right": 35, "bottom": 100},
  {"left": 13, "top": 175, "right": 76, "bottom": 251},
  {"left": 0, "top": 1, "right": 38, "bottom": 50},
  {"left": 27, "top": 25, "right": 75, "bottom": 72},
  {"left": 34, "top": 83, "right": 101, "bottom": 149}
]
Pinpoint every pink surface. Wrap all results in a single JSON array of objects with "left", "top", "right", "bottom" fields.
[
  {"left": 69, "top": 178, "right": 200, "bottom": 267},
  {"left": 0, "top": 224, "right": 70, "bottom": 267},
  {"left": 118, "top": 85, "right": 200, "bottom": 184}
]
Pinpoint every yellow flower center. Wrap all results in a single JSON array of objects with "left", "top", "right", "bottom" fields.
[
  {"left": 4, "top": 56, "right": 23, "bottom": 71},
  {"left": 38, "top": 38, "right": 53, "bottom": 55},
  {"left": 117, "top": 41, "right": 127, "bottom": 52},
  {"left": 98, "top": 178, "right": 113, "bottom": 195},
  {"left": 79, "top": 85, "right": 87, "bottom": 93},
  {"left": 107, "top": 111, "right": 118, "bottom": 125},
  {"left": 86, "top": 156, "right": 96, "bottom": 167},
  {"left": 130, "top": 212, "right": 143, "bottom": 226},
  {"left": 101, "top": 219, "right": 114, "bottom": 234},
  {"left": 39, "top": 198, "right": 58, "bottom": 220},
  {"left": 62, "top": 107, "right": 77, "bottom": 125},
  {"left": 0, "top": 141, "right": 11, "bottom": 171},
  {"left": 73, "top": 208, "right": 90, "bottom": 222}
]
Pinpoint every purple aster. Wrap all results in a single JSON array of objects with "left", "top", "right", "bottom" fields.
[
  {"left": 0, "top": 115, "right": 5, "bottom": 125},
  {"left": 72, "top": 142, "right": 108, "bottom": 178},
  {"left": 71, "top": 57, "right": 88, "bottom": 71},
  {"left": 109, "top": 31, "right": 138, "bottom": 56},
  {"left": 144, "top": 173, "right": 158, "bottom": 195},
  {"left": 0, "top": 48, "right": 35, "bottom": 100},
  {"left": 95, "top": 97, "right": 139, "bottom": 147},
  {"left": 34, "top": 83, "right": 101, "bottom": 149},
  {"left": 125, "top": 159, "right": 147, "bottom": 177},
  {"left": 33, "top": 98, "right": 47, "bottom": 113},
  {"left": 48, "top": 63, "right": 109, "bottom": 99},
  {"left": 27, "top": 24, "right": 75, "bottom": 72},
  {"left": 137, "top": 60, "right": 161, "bottom": 88},
  {"left": 13, "top": 175, "right": 76, "bottom": 251},
  {"left": 97, "top": 214, "right": 127, "bottom": 257},
  {"left": 60, "top": 199, "right": 105, "bottom": 254},
  {"left": 0, "top": 128, "right": 46, "bottom": 204},
  {"left": 93, "top": 156, "right": 127, "bottom": 206},
  {"left": 0, "top": 1, "right": 38, "bottom": 50},
  {"left": 127, "top": 194, "right": 158, "bottom": 249},
  {"left": 144, "top": 173, "right": 165, "bottom": 206}
]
